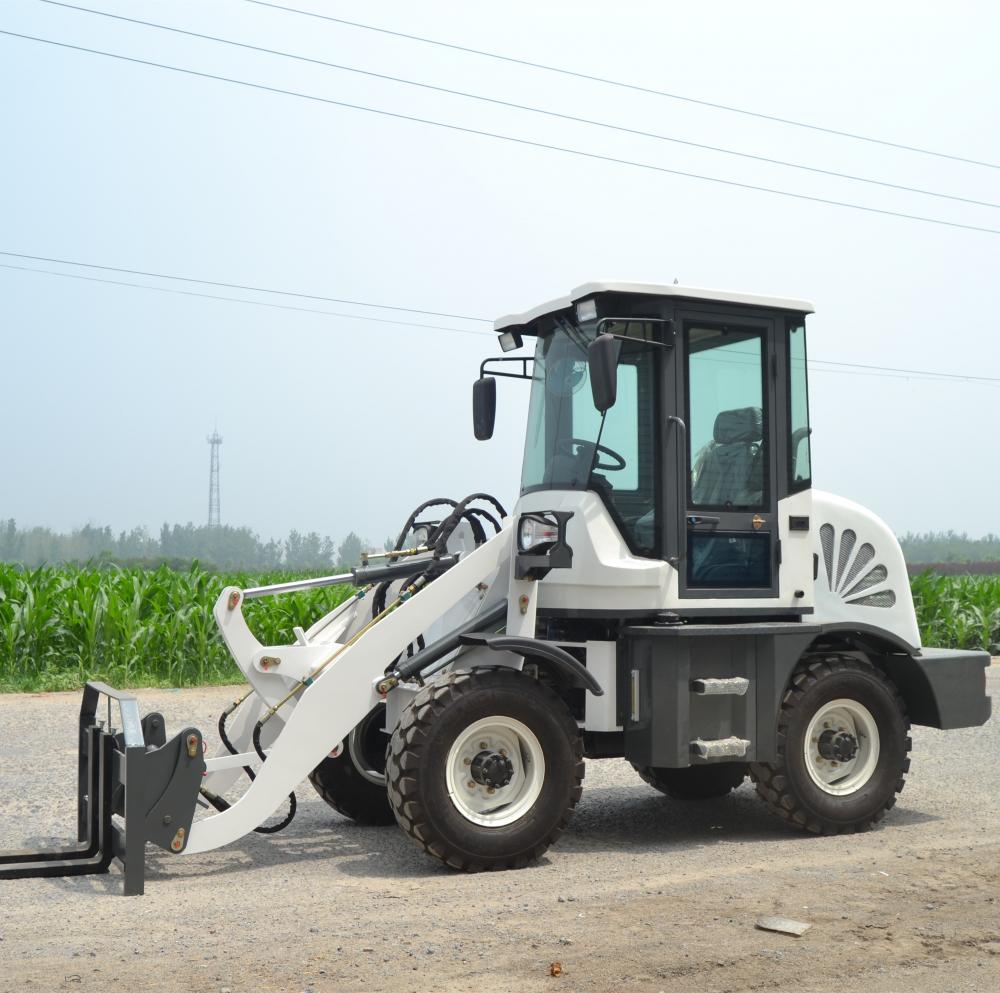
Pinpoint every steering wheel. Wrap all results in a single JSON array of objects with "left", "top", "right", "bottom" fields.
[{"left": 556, "top": 438, "right": 627, "bottom": 472}]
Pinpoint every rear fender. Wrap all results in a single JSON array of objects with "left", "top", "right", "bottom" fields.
[{"left": 879, "top": 648, "right": 992, "bottom": 729}]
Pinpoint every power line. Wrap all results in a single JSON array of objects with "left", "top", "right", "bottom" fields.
[
  {"left": 0, "top": 250, "right": 490, "bottom": 322},
  {"left": 695, "top": 346, "right": 1000, "bottom": 385},
  {"left": 4, "top": 29, "right": 1000, "bottom": 239},
  {"left": 3, "top": 260, "right": 998, "bottom": 388},
  {"left": 244, "top": 0, "right": 1000, "bottom": 172},
  {"left": 0, "top": 262, "right": 491, "bottom": 336},
  {"left": 32, "top": 0, "right": 1000, "bottom": 212},
  {"left": 804, "top": 356, "right": 1000, "bottom": 382}
]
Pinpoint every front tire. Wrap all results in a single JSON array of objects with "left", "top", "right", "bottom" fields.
[
  {"left": 386, "top": 667, "right": 584, "bottom": 871},
  {"left": 750, "top": 656, "right": 910, "bottom": 834}
]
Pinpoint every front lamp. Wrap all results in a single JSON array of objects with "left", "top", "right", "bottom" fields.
[{"left": 518, "top": 513, "right": 560, "bottom": 552}]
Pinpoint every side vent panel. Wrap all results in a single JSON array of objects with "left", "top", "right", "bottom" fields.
[
  {"left": 819, "top": 523, "right": 835, "bottom": 590},
  {"left": 835, "top": 529, "right": 857, "bottom": 589},
  {"left": 818, "top": 524, "right": 895, "bottom": 609},
  {"left": 839, "top": 542, "right": 875, "bottom": 593},
  {"left": 847, "top": 590, "right": 897, "bottom": 608}
]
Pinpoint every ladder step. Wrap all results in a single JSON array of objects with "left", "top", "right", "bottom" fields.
[
  {"left": 690, "top": 737, "right": 751, "bottom": 760},
  {"left": 691, "top": 677, "right": 750, "bottom": 696}
]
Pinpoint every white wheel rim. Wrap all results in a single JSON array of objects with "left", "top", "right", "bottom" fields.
[
  {"left": 804, "top": 698, "right": 880, "bottom": 796},
  {"left": 444, "top": 716, "right": 545, "bottom": 827}
]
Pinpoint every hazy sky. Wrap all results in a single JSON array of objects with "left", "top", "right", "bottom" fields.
[{"left": 2, "top": 0, "right": 999, "bottom": 544}]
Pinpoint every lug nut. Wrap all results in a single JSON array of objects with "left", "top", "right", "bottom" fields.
[{"left": 467, "top": 780, "right": 476, "bottom": 790}]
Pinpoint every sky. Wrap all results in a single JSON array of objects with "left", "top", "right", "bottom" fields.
[{"left": 1, "top": 0, "right": 999, "bottom": 545}]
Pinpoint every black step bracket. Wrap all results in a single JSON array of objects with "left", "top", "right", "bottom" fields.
[{"left": 0, "top": 682, "right": 205, "bottom": 896}]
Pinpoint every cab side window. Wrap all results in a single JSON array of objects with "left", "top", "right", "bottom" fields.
[
  {"left": 687, "top": 328, "right": 768, "bottom": 510},
  {"left": 788, "top": 324, "right": 812, "bottom": 490}
]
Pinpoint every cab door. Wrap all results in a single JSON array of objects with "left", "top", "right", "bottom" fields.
[{"left": 675, "top": 314, "right": 779, "bottom": 599}]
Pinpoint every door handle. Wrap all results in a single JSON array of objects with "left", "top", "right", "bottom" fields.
[
  {"left": 667, "top": 415, "right": 686, "bottom": 442},
  {"left": 687, "top": 515, "right": 720, "bottom": 526}
]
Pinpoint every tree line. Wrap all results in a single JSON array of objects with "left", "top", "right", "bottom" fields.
[
  {"left": 899, "top": 531, "right": 1000, "bottom": 564},
  {"left": 2, "top": 519, "right": 997, "bottom": 570},
  {"left": 0, "top": 519, "right": 383, "bottom": 571}
]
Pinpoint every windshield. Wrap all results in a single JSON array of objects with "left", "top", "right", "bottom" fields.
[{"left": 520, "top": 322, "right": 658, "bottom": 556}]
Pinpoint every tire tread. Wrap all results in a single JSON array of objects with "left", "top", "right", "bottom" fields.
[
  {"left": 749, "top": 655, "right": 910, "bottom": 835},
  {"left": 386, "top": 667, "right": 584, "bottom": 872}
]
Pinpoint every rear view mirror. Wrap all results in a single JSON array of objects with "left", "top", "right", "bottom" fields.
[
  {"left": 588, "top": 334, "right": 620, "bottom": 412},
  {"left": 472, "top": 376, "right": 497, "bottom": 440}
]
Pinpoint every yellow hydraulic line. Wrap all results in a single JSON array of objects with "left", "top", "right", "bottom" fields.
[{"left": 360, "top": 545, "right": 431, "bottom": 564}]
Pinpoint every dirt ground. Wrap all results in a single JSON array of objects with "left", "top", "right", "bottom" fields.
[{"left": 0, "top": 665, "right": 996, "bottom": 993}]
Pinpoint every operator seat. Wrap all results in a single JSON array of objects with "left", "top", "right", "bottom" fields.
[{"left": 691, "top": 407, "right": 764, "bottom": 507}]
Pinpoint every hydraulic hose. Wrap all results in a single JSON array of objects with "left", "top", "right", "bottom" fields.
[
  {"left": 430, "top": 493, "right": 507, "bottom": 553},
  {"left": 204, "top": 690, "right": 297, "bottom": 834},
  {"left": 391, "top": 600, "right": 508, "bottom": 683}
]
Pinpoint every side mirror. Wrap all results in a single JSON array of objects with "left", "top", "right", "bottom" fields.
[
  {"left": 472, "top": 376, "right": 497, "bottom": 440},
  {"left": 588, "top": 334, "right": 620, "bottom": 412}
]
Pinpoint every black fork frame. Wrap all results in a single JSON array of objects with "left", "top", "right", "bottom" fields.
[{"left": 0, "top": 682, "right": 205, "bottom": 896}]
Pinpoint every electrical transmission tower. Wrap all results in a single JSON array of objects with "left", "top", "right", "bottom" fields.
[{"left": 207, "top": 431, "right": 222, "bottom": 527}]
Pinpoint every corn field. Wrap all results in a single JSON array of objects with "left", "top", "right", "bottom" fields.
[
  {"left": 0, "top": 564, "right": 996, "bottom": 692},
  {"left": 0, "top": 564, "right": 353, "bottom": 692},
  {"left": 909, "top": 571, "right": 1000, "bottom": 656}
]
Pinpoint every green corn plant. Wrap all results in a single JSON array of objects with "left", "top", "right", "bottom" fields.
[{"left": 2, "top": 563, "right": 989, "bottom": 693}]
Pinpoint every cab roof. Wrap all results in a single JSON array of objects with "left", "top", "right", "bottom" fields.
[{"left": 493, "top": 281, "right": 815, "bottom": 334}]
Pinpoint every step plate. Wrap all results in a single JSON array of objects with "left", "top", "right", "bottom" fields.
[
  {"left": 691, "top": 677, "right": 750, "bottom": 697},
  {"left": 690, "top": 736, "right": 751, "bottom": 760}
]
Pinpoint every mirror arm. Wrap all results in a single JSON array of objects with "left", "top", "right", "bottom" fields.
[{"left": 478, "top": 356, "right": 534, "bottom": 380}]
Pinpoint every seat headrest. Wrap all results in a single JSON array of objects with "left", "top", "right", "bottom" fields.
[{"left": 713, "top": 406, "right": 763, "bottom": 445}]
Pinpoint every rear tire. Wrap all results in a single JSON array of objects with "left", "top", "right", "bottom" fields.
[
  {"left": 308, "top": 704, "right": 395, "bottom": 826},
  {"left": 750, "top": 656, "right": 910, "bottom": 835},
  {"left": 386, "top": 668, "right": 584, "bottom": 871},
  {"left": 633, "top": 762, "right": 747, "bottom": 799}
]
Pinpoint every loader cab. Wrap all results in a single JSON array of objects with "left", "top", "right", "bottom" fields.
[{"left": 479, "top": 282, "right": 815, "bottom": 602}]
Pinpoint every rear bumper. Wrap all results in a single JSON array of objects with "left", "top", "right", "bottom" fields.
[{"left": 882, "top": 648, "right": 992, "bottom": 730}]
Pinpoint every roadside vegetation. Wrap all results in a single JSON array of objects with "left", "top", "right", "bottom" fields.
[
  {"left": 0, "top": 563, "right": 353, "bottom": 692},
  {"left": 909, "top": 571, "right": 1000, "bottom": 655},
  {"left": 0, "top": 564, "right": 996, "bottom": 693}
]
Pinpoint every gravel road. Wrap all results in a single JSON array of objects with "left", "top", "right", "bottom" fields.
[{"left": 0, "top": 667, "right": 997, "bottom": 993}]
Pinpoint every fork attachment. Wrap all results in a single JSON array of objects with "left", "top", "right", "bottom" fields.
[{"left": 0, "top": 682, "right": 205, "bottom": 895}]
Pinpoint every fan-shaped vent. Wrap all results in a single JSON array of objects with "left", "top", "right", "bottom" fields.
[
  {"left": 817, "top": 524, "right": 895, "bottom": 608},
  {"left": 847, "top": 590, "right": 897, "bottom": 608},
  {"left": 844, "top": 564, "right": 887, "bottom": 598},
  {"left": 835, "top": 529, "right": 857, "bottom": 589},
  {"left": 819, "top": 523, "right": 835, "bottom": 590},
  {"left": 839, "top": 542, "right": 875, "bottom": 593}
]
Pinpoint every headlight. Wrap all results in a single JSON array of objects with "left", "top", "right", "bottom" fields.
[{"left": 518, "top": 513, "right": 560, "bottom": 552}]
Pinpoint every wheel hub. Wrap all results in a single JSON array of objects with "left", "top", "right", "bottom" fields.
[
  {"left": 817, "top": 729, "right": 858, "bottom": 762},
  {"left": 444, "top": 716, "right": 546, "bottom": 827},
  {"left": 470, "top": 750, "right": 514, "bottom": 789},
  {"left": 803, "top": 698, "right": 881, "bottom": 797}
]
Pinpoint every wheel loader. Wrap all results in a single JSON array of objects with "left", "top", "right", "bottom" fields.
[{"left": 1, "top": 282, "right": 991, "bottom": 894}]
